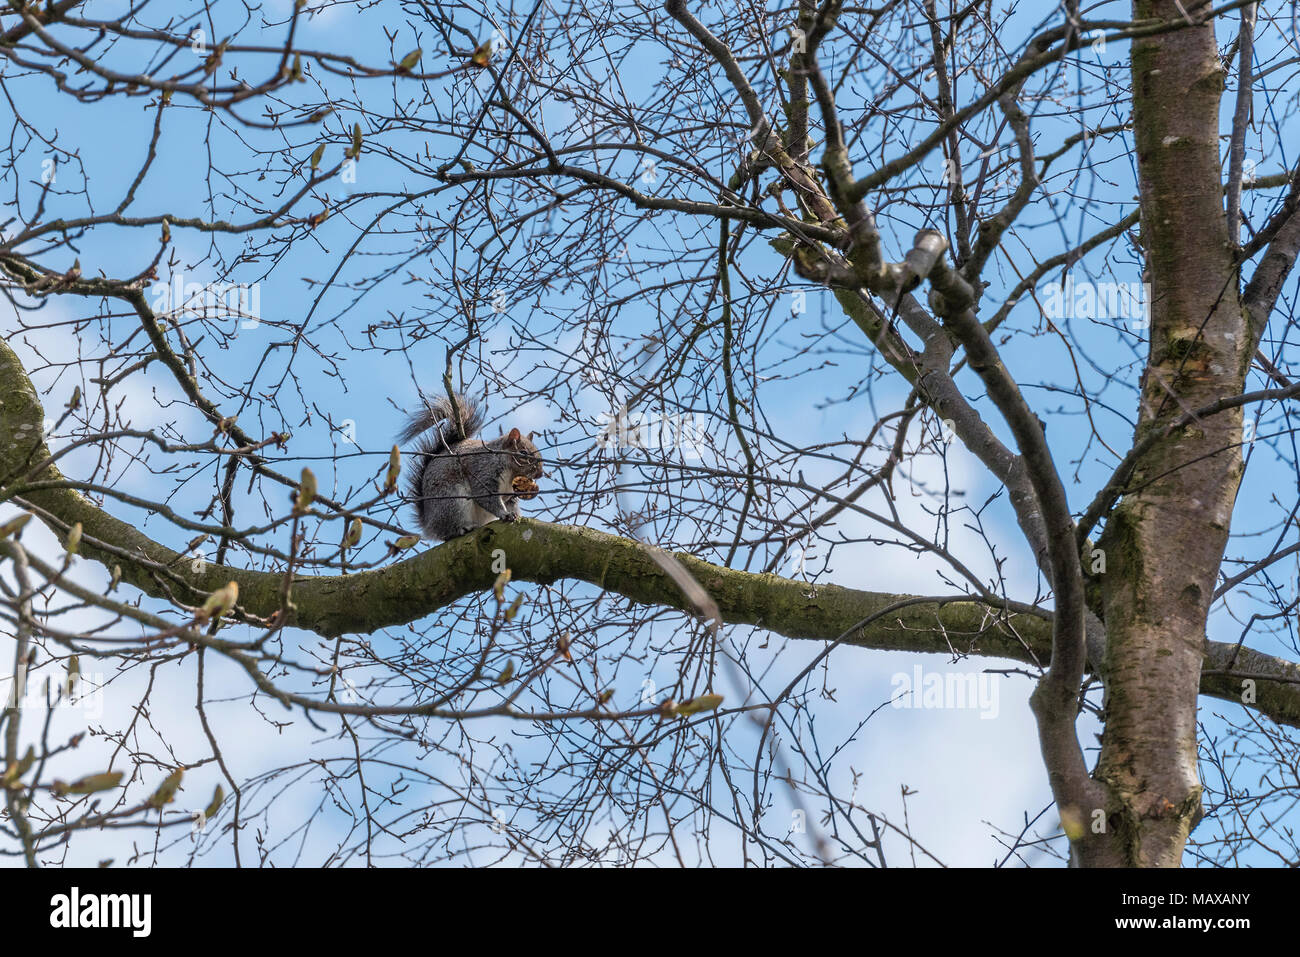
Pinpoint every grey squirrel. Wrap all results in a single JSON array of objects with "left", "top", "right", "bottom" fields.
[{"left": 399, "top": 391, "right": 545, "bottom": 541}]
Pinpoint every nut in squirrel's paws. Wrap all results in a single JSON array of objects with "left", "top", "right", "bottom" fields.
[{"left": 511, "top": 475, "right": 540, "bottom": 500}]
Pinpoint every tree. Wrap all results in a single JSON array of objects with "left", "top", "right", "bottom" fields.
[{"left": 1, "top": 0, "right": 1298, "bottom": 867}]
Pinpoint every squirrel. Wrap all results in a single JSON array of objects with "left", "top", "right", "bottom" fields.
[{"left": 399, "top": 391, "right": 545, "bottom": 541}]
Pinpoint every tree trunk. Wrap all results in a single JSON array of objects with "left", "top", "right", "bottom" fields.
[{"left": 1090, "top": 1, "right": 1248, "bottom": 866}]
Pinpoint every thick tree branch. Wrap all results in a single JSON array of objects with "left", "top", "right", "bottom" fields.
[{"left": 3, "top": 332, "right": 1298, "bottom": 728}]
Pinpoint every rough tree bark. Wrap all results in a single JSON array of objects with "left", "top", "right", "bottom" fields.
[{"left": 1087, "top": 0, "right": 1252, "bottom": 867}]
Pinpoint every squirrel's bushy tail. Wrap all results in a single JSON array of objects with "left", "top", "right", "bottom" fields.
[{"left": 398, "top": 391, "right": 484, "bottom": 452}]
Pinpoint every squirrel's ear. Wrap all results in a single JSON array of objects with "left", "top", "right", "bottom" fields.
[
  {"left": 526, "top": 431, "right": 535, "bottom": 441},
  {"left": 506, "top": 428, "right": 522, "bottom": 442}
]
